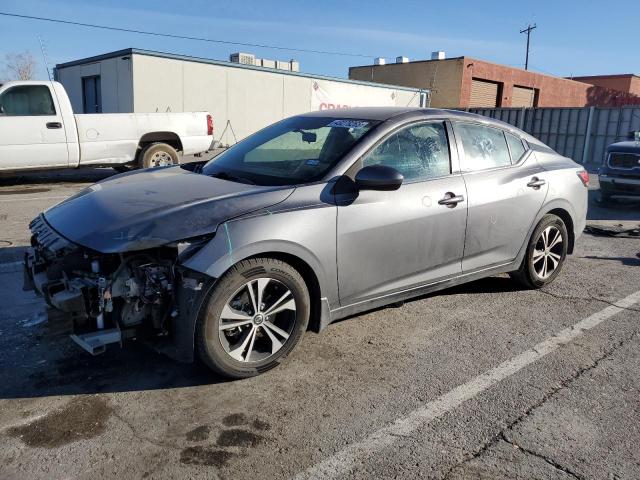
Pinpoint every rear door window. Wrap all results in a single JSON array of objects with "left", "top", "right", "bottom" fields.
[
  {"left": 456, "top": 123, "right": 511, "bottom": 171},
  {"left": 0, "top": 85, "right": 56, "bottom": 116}
]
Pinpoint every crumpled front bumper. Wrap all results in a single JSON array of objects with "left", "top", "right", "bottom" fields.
[
  {"left": 23, "top": 214, "right": 89, "bottom": 319},
  {"left": 23, "top": 248, "right": 89, "bottom": 318}
]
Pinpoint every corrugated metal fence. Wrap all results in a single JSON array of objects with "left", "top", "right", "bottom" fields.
[{"left": 467, "top": 106, "right": 640, "bottom": 166}]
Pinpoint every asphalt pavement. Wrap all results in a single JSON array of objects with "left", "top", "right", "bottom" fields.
[{"left": 0, "top": 163, "right": 639, "bottom": 479}]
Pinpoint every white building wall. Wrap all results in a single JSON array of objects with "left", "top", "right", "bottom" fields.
[
  {"left": 57, "top": 51, "right": 425, "bottom": 144},
  {"left": 55, "top": 57, "right": 133, "bottom": 113}
]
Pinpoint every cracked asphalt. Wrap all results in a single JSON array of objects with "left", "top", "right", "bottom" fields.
[{"left": 1, "top": 167, "right": 639, "bottom": 479}]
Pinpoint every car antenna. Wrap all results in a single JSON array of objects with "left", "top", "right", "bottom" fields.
[{"left": 38, "top": 35, "right": 53, "bottom": 81}]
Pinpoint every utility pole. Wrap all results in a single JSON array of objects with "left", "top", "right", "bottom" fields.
[{"left": 520, "top": 23, "right": 537, "bottom": 70}]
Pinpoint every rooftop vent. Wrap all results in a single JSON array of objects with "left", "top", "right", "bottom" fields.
[
  {"left": 374, "top": 57, "right": 386, "bottom": 66},
  {"left": 396, "top": 56, "right": 409, "bottom": 63},
  {"left": 230, "top": 52, "right": 256, "bottom": 65},
  {"left": 431, "top": 51, "right": 446, "bottom": 60}
]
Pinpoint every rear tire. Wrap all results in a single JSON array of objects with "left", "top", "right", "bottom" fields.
[
  {"left": 139, "top": 142, "right": 179, "bottom": 169},
  {"left": 195, "top": 258, "right": 310, "bottom": 379},
  {"left": 510, "top": 214, "right": 568, "bottom": 289}
]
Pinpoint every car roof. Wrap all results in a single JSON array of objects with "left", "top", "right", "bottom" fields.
[
  {"left": 299, "top": 107, "right": 548, "bottom": 148},
  {"left": 607, "top": 141, "right": 640, "bottom": 153},
  {"left": 301, "top": 106, "right": 491, "bottom": 122}
]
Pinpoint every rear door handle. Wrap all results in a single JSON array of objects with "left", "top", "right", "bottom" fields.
[
  {"left": 438, "top": 192, "right": 465, "bottom": 208},
  {"left": 527, "top": 177, "right": 546, "bottom": 188},
  {"left": 46, "top": 122, "right": 62, "bottom": 129}
]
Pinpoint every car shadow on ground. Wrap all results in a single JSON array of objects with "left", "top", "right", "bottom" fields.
[
  {"left": 0, "top": 335, "right": 229, "bottom": 400},
  {"left": 582, "top": 255, "right": 640, "bottom": 267},
  {"left": 1, "top": 275, "right": 526, "bottom": 400},
  {"left": 0, "top": 168, "right": 117, "bottom": 187}
]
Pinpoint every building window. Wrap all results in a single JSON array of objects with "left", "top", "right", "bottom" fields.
[{"left": 82, "top": 75, "right": 102, "bottom": 113}]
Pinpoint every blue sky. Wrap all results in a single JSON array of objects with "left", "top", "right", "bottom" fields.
[{"left": 0, "top": 0, "right": 637, "bottom": 81}]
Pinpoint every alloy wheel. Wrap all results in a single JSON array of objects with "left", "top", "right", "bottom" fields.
[
  {"left": 532, "top": 225, "right": 563, "bottom": 279},
  {"left": 218, "top": 278, "right": 297, "bottom": 363}
]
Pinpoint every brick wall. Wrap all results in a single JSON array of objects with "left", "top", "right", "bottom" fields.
[
  {"left": 571, "top": 74, "right": 640, "bottom": 97},
  {"left": 460, "top": 58, "right": 640, "bottom": 108},
  {"left": 349, "top": 57, "right": 640, "bottom": 108}
]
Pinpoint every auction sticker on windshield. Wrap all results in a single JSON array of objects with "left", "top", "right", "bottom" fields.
[{"left": 327, "top": 119, "right": 370, "bottom": 129}]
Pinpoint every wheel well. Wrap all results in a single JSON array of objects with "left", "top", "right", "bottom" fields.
[
  {"left": 138, "top": 132, "right": 183, "bottom": 153},
  {"left": 547, "top": 208, "right": 575, "bottom": 254},
  {"left": 246, "top": 252, "right": 322, "bottom": 332}
]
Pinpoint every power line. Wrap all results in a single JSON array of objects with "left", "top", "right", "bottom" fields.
[{"left": 0, "top": 11, "right": 377, "bottom": 59}]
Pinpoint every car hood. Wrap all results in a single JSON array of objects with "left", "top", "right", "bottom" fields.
[{"left": 44, "top": 166, "right": 294, "bottom": 253}]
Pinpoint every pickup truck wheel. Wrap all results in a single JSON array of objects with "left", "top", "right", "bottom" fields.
[
  {"left": 140, "top": 142, "right": 179, "bottom": 169},
  {"left": 195, "top": 258, "right": 310, "bottom": 379}
]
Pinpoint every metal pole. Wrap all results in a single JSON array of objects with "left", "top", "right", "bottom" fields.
[
  {"left": 520, "top": 24, "right": 537, "bottom": 71},
  {"left": 582, "top": 106, "right": 596, "bottom": 165}
]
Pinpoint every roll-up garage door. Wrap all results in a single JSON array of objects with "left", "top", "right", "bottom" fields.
[
  {"left": 469, "top": 79, "right": 499, "bottom": 107},
  {"left": 512, "top": 86, "right": 535, "bottom": 107}
]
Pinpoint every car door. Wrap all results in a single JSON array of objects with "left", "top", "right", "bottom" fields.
[
  {"left": 0, "top": 84, "right": 69, "bottom": 170},
  {"left": 453, "top": 122, "right": 548, "bottom": 272},
  {"left": 336, "top": 120, "right": 468, "bottom": 306}
]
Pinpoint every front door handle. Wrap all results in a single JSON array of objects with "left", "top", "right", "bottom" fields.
[
  {"left": 46, "top": 122, "right": 62, "bottom": 129},
  {"left": 438, "top": 192, "right": 465, "bottom": 208},
  {"left": 527, "top": 177, "right": 546, "bottom": 189}
]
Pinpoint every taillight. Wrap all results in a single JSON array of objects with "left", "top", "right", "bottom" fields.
[
  {"left": 207, "top": 114, "right": 214, "bottom": 136},
  {"left": 577, "top": 170, "right": 589, "bottom": 187}
]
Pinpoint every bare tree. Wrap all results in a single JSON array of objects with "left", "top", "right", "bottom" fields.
[{"left": 4, "top": 51, "right": 37, "bottom": 80}]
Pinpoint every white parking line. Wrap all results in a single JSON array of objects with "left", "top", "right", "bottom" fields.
[{"left": 294, "top": 289, "right": 640, "bottom": 480}]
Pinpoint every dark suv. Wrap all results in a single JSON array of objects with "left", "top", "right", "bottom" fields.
[{"left": 598, "top": 139, "right": 640, "bottom": 202}]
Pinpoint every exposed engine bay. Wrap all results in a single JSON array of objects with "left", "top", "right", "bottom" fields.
[{"left": 24, "top": 215, "right": 208, "bottom": 358}]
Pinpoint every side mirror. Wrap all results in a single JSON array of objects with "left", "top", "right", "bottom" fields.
[{"left": 354, "top": 165, "right": 403, "bottom": 191}]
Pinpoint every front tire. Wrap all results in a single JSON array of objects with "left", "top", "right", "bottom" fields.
[
  {"left": 195, "top": 258, "right": 310, "bottom": 379},
  {"left": 510, "top": 214, "right": 568, "bottom": 289}
]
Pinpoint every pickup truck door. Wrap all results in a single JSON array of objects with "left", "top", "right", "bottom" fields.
[{"left": 0, "top": 84, "right": 69, "bottom": 170}]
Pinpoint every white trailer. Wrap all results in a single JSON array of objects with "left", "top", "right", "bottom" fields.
[{"left": 55, "top": 49, "right": 429, "bottom": 146}]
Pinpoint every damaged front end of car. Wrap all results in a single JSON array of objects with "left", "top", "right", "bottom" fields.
[{"left": 24, "top": 214, "right": 213, "bottom": 361}]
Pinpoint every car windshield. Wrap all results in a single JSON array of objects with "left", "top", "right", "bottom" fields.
[{"left": 201, "top": 116, "right": 379, "bottom": 186}]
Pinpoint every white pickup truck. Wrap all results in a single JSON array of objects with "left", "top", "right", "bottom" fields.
[{"left": 0, "top": 81, "right": 214, "bottom": 173}]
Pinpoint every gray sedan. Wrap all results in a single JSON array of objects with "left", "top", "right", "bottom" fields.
[{"left": 25, "top": 107, "right": 589, "bottom": 378}]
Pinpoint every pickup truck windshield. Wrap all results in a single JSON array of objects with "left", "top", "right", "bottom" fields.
[{"left": 201, "top": 116, "right": 379, "bottom": 186}]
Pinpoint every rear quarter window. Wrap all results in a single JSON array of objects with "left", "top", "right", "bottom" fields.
[{"left": 506, "top": 132, "right": 527, "bottom": 163}]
